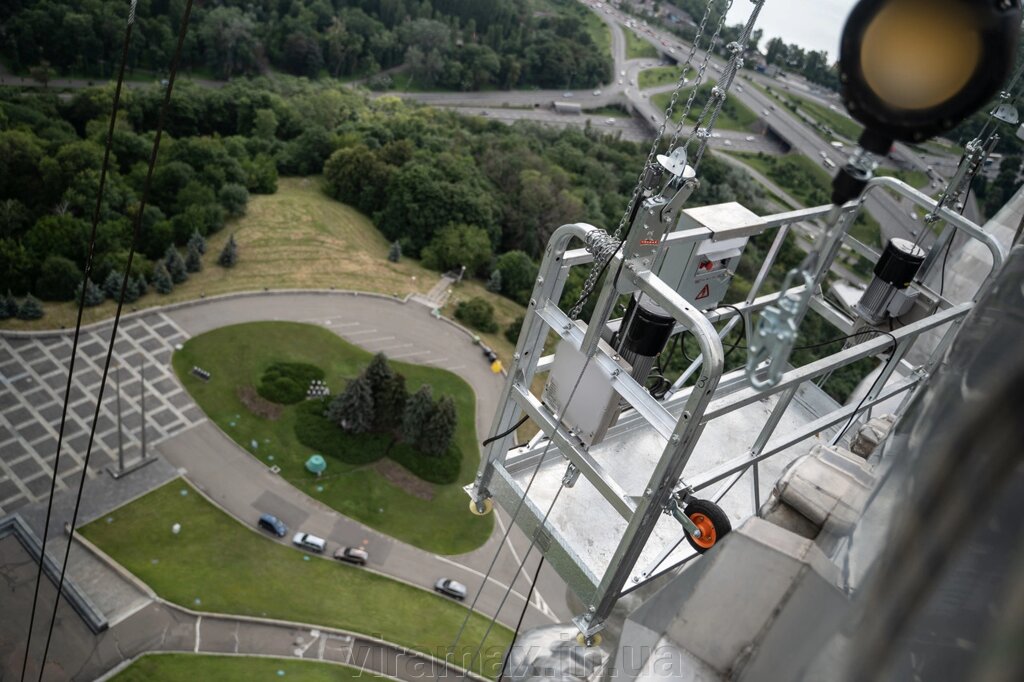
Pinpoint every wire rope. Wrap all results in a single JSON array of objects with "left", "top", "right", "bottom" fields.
[
  {"left": 18, "top": 3, "right": 138, "bottom": 680},
  {"left": 30, "top": 2, "right": 195, "bottom": 679}
]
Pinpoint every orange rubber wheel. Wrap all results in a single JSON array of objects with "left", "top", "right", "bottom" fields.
[{"left": 683, "top": 499, "right": 731, "bottom": 554}]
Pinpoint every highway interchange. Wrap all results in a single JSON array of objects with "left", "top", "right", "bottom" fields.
[{"left": 390, "top": 0, "right": 972, "bottom": 248}]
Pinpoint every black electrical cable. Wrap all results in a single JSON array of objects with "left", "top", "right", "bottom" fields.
[
  {"left": 495, "top": 557, "right": 546, "bottom": 682},
  {"left": 17, "top": 8, "right": 137, "bottom": 682},
  {"left": 32, "top": 2, "right": 195, "bottom": 679},
  {"left": 939, "top": 180, "right": 973, "bottom": 298},
  {"left": 482, "top": 415, "right": 530, "bottom": 447},
  {"left": 834, "top": 330, "right": 899, "bottom": 443},
  {"left": 718, "top": 304, "right": 747, "bottom": 361}
]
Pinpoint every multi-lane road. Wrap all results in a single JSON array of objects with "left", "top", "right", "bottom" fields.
[{"left": 391, "top": 0, "right": 967, "bottom": 249}]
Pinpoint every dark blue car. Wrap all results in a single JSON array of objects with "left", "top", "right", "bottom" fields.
[{"left": 257, "top": 513, "right": 287, "bottom": 537}]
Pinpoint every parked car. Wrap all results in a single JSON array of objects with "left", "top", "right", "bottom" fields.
[
  {"left": 292, "top": 532, "right": 327, "bottom": 553},
  {"left": 605, "top": 118, "right": 616, "bottom": 125},
  {"left": 435, "top": 578, "right": 468, "bottom": 600},
  {"left": 257, "top": 513, "right": 287, "bottom": 538},
  {"left": 745, "top": 136, "right": 756, "bottom": 142},
  {"left": 592, "top": 89, "right": 602, "bottom": 96},
  {"left": 334, "top": 546, "right": 369, "bottom": 566}
]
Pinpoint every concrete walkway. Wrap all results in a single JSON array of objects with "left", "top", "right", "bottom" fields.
[{"left": 2, "top": 533, "right": 482, "bottom": 682}]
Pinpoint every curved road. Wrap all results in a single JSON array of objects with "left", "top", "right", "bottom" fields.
[{"left": 155, "top": 292, "right": 571, "bottom": 632}]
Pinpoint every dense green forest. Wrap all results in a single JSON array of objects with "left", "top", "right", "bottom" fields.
[{"left": 0, "top": 0, "right": 610, "bottom": 90}]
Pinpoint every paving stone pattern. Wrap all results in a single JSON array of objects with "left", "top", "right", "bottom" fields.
[{"left": 0, "top": 313, "right": 204, "bottom": 515}]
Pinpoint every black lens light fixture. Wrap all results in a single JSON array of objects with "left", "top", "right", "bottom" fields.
[{"left": 833, "top": 0, "right": 1021, "bottom": 202}]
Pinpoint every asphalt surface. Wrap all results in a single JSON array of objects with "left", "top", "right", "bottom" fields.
[
  {"left": 1, "top": 535, "right": 480, "bottom": 681},
  {"left": 160, "top": 292, "right": 572, "bottom": 632}
]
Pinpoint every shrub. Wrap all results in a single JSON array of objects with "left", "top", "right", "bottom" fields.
[
  {"left": 454, "top": 297, "right": 498, "bottom": 333},
  {"left": 17, "top": 293, "right": 44, "bottom": 319},
  {"left": 218, "top": 182, "right": 249, "bottom": 217},
  {"left": 257, "top": 361, "right": 325, "bottom": 405},
  {"left": 505, "top": 315, "right": 524, "bottom": 344},
  {"left": 218, "top": 234, "right": 238, "bottom": 267},
  {"left": 36, "top": 255, "right": 82, "bottom": 301}
]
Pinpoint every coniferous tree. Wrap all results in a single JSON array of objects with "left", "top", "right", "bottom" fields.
[
  {"left": 401, "top": 385, "right": 434, "bottom": 445},
  {"left": 134, "top": 274, "right": 148, "bottom": 298},
  {"left": 164, "top": 245, "right": 188, "bottom": 283},
  {"left": 185, "top": 243, "right": 203, "bottom": 272},
  {"left": 76, "top": 278, "right": 105, "bottom": 307},
  {"left": 387, "top": 240, "right": 401, "bottom": 263},
  {"left": 17, "top": 294, "right": 44, "bottom": 320},
  {"left": 103, "top": 271, "right": 122, "bottom": 299},
  {"left": 123, "top": 275, "right": 140, "bottom": 303},
  {"left": 152, "top": 262, "right": 174, "bottom": 294},
  {"left": 188, "top": 229, "right": 207, "bottom": 255},
  {"left": 376, "top": 372, "right": 408, "bottom": 431},
  {"left": 1, "top": 290, "right": 20, "bottom": 318},
  {"left": 486, "top": 268, "right": 502, "bottom": 293},
  {"left": 218, "top": 234, "right": 238, "bottom": 267},
  {"left": 420, "top": 395, "right": 457, "bottom": 456},
  {"left": 330, "top": 374, "right": 374, "bottom": 434}
]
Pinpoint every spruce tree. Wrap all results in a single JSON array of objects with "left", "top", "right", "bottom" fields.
[
  {"left": 365, "top": 353, "right": 394, "bottom": 393},
  {"left": 164, "top": 245, "right": 188, "bottom": 283},
  {"left": 375, "top": 372, "right": 408, "bottom": 431},
  {"left": 188, "top": 229, "right": 207, "bottom": 255},
  {"left": 77, "top": 278, "right": 105, "bottom": 307},
  {"left": 134, "top": 274, "right": 148, "bottom": 298},
  {"left": 218, "top": 234, "right": 238, "bottom": 267},
  {"left": 185, "top": 243, "right": 203, "bottom": 272},
  {"left": 420, "top": 395, "right": 457, "bottom": 456},
  {"left": 152, "top": 262, "right": 174, "bottom": 294},
  {"left": 486, "top": 268, "right": 502, "bottom": 293},
  {"left": 103, "top": 271, "right": 122, "bottom": 299},
  {"left": 330, "top": 375, "right": 374, "bottom": 434},
  {"left": 123, "top": 275, "right": 140, "bottom": 303},
  {"left": 17, "top": 294, "right": 44, "bottom": 320},
  {"left": 387, "top": 240, "right": 401, "bottom": 263},
  {"left": 1, "top": 290, "right": 20, "bottom": 318},
  {"left": 401, "top": 385, "right": 434, "bottom": 445}
]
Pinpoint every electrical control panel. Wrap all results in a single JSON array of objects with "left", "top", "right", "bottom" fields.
[{"left": 652, "top": 202, "right": 759, "bottom": 312}]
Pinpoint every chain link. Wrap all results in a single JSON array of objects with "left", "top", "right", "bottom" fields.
[{"left": 568, "top": 0, "right": 726, "bottom": 319}]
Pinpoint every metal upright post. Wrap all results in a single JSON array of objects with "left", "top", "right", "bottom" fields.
[
  {"left": 116, "top": 363, "right": 125, "bottom": 473},
  {"left": 139, "top": 356, "right": 147, "bottom": 461}
]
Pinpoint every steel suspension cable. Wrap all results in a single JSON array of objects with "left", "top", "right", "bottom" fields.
[
  {"left": 32, "top": 1, "right": 195, "bottom": 679},
  {"left": 17, "top": 2, "right": 139, "bottom": 679}
]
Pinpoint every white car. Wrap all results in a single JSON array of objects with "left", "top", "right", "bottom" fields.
[
  {"left": 620, "top": 70, "right": 626, "bottom": 77},
  {"left": 592, "top": 89, "right": 602, "bottom": 96},
  {"left": 563, "top": 92, "right": 573, "bottom": 98},
  {"left": 605, "top": 118, "right": 616, "bottom": 125},
  {"left": 292, "top": 532, "right": 327, "bottom": 553},
  {"left": 819, "top": 151, "right": 829, "bottom": 159},
  {"left": 710, "top": 132, "right": 722, "bottom": 138},
  {"left": 745, "top": 135, "right": 756, "bottom": 142},
  {"left": 618, "top": 79, "right": 623, "bottom": 84},
  {"left": 723, "top": 139, "right": 732, "bottom": 146},
  {"left": 762, "top": 109, "right": 770, "bottom": 116},
  {"left": 822, "top": 157, "right": 837, "bottom": 169}
]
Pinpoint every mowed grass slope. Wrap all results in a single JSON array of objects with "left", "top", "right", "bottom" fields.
[
  {"left": 83, "top": 482, "right": 512, "bottom": 677},
  {"left": 172, "top": 321, "right": 492, "bottom": 554},
  {"left": 650, "top": 83, "right": 759, "bottom": 131},
  {"left": 112, "top": 654, "right": 387, "bottom": 682},
  {"left": 7, "top": 177, "right": 525, "bottom": 362}
]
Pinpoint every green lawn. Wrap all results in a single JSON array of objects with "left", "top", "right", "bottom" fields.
[
  {"left": 730, "top": 151, "right": 883, "bottom": 247},
  {"left": 884, "top": 166, "right": 929, "bottom": 189},
  {"left": 83, "top": 482, "right": 511, "bottom": 678},
  {"left": 638, "top": 65, "right": 682, "bottom": 90},
  {"left": 625, "top": 30, "right": 658, "bottom": 59},
  {"left": 651, "top": 83, "right": 758, "bottom": 131},
  {"left": 789, "top": 94, "right": 863, "bottom": 141},
  {"left": 171, "top": 321, "right": 493, "bottom": 555},
  {"left": 112, "top": 654, "right": 385, "bottom": 682}
]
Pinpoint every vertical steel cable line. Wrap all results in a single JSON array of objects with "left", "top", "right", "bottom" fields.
[
  {"left": 29, "top": 1, "right": 195, "bottom": 679},
  {"left": 17, "top": 2, "right": 139, "bottom": 680},
  {"left": 450, "top": 7, "right": 747, "bottom": 675}
]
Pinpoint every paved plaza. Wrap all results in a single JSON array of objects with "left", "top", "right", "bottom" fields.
[{"left": 0, "top": 312, "right": 205, "bottom": 516}]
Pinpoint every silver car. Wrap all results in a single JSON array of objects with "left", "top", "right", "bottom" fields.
[{"left": 434, "top": 578, "right": 467, "bottom": 601}]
